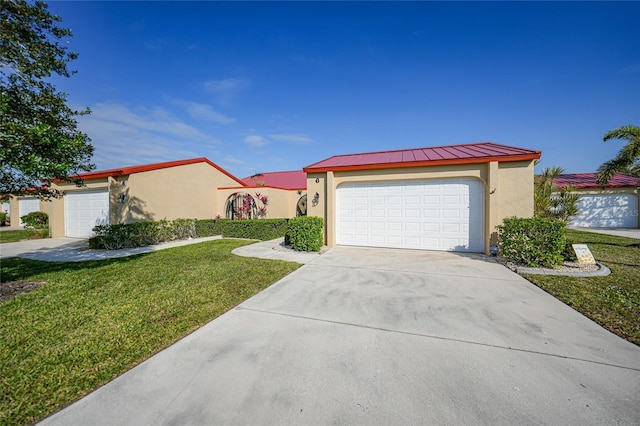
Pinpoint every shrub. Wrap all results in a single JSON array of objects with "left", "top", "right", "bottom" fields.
[
  {"left": 21, "top": 211, "right": 48, "bottom": 229},
  {"left": 172, "top": 218, "right": 196, "bottom": 240},
  {"left": 208, "top": 219, "right": 288, "bottom": 240},
  {"left": 90, "top": 218, "right": 289, "bottom": 249},
  {"left": 0, "top": 211, "right": 6, "bottom": 226},
  {"left": 497, "top": 216, "right": 566, "bottom": 267},
  {"left": 286, "top": 216, "right": 324, "bottom": 252},
  {"left": 194, "top": 219, "right": 218, "bottom": 237}
]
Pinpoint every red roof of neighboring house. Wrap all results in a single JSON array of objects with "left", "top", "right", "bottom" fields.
[
  {"left": 553, "top": 173, "right": 639, "bottom": 189},
  {"left": 303, "top": 142, "right": 541, "bottom": 172},
  {"left": 241, "top": 170, "right": 307, "bottom": 190},
  {"left": 73, "top": 158, "right": 247, "bottom": 186}
]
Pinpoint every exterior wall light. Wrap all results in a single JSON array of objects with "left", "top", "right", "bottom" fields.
[
  {"left": 312, "top": 192, "right": 320, "bottom": 207},
  {"left": 117, "top": 194, "right": 126, "bottom": 203}
]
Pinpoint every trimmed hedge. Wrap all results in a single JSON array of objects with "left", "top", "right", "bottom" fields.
[
  {"left": 90, "top": 218, "right": 288, "bottom": 250},
  {"left": 0, "top": 212, "right": 6, "bottom": 226},
  {"left": 497, "top": 216, "right": 566, "bottom": 268},
  {"left": 286, "top": 216, "right": 324, "bottom": 252},
  {"left": 211, "top": 219, "right": 288, "bottom": 240}
]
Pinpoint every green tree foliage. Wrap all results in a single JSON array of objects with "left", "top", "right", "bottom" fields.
[
  {"left": 597, "top": 124, "right": 640, "bottom": 186},
  {"left": 534, "top": 165, "right": 581, "bottom": 223},
  {"left": 1, "top": 0, "right": 94, "bottom": 199}
]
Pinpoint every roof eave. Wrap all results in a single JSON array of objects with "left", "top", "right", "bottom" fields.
[
  {"left": 66, "top": 158, "right": 248, "bottom": 187},
  {"left": 303, "top": 153, "right": 541, "bottom": 173}
]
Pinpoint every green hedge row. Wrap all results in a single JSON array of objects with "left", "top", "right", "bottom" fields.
[
  {"left": 90, "top": 218, "right": 289, "bottom": 250},
  {"left": 286, "top": 216, "right": 324, "bottom": 252},
  {"left": 497, "top": 216, "right": 566, "bottom": 267},
  {"left": 195, "top": 218, "right": 289, "bottom": 240}
]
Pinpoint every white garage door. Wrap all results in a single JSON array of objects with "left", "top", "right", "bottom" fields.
[
  {"left": 19, "top": 198, "right": 41, "bottom": 226},
  {"left": 65, "top": 191, "right": 110, "bottom": 238},
  {"left": 336, "top": 179, "right": 485, "bottom": 252},
  {"left": 571, "top": 194, "right": 638, "bottom": 228}
]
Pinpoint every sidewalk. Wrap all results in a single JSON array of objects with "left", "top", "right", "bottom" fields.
[
  {"left": 1, "top": 236, "right": 320, "bottom": 263},
  {"left": 1, "top": 236, "right": 222, "bottom": 262}
]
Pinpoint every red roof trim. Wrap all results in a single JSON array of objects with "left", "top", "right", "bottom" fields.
[
  {"left": 72, "top": 158, "right": 247, "bottom": 187},
  {"left": 304, "top": 154, "right": 541, "bottom": 173},
  {"left": 218, "top": 185, "right": 307, "bottom": 191},
  {"left": 240, "top": 170, "right": 307, "bottom": 190},
  {"left": 553, "top": 173, "right": 639, "bottom": 189},
  {"left": 303, "top": 142, "right": 541, "bottom": 172}
]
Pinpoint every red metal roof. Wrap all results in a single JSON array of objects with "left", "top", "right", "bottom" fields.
[
  {"left": 553, "top": 173, "right": 639, "bottom": 189},
  {"left": 303, "top": 142, "right": 541, "bottom": 172},
  {"left": 74, "top": 158, "right": 247, "bottom": 186},
  {"left": 241, "top": 170, "right": 307, "bottom": 190}
]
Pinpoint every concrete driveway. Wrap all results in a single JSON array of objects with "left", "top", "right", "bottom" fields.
[{"left": 40, "top": 246, "right": 640, "bottom": 425}]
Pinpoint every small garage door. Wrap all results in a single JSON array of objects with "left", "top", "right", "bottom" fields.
[
  {"left": 65, "top": 191, "right": 110, "bottom": 238},
  {"left": 19, "top": 198, "right": 41, "bottom": 226},
  {"left": 571, "top": 194, "right": 638, "bottom": 228},
  {"left": 336, "top": 179, "right": 484, "bottom": 252}
]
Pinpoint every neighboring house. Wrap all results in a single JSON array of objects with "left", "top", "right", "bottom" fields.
[
  {"left": 48, "top": 158, "right": 247, "bottom": 238},
  {"left": 218, "top": 170, "right": 308, "bottom": 219},
  {"left": 554, "top": 173, "right": 639, "bottom": 228},
  {"left": 303, "top": 142, "right": 541, "bottom": 254},
  {"left": 6, "top": 196, "right": 50, "bottom": 227}
]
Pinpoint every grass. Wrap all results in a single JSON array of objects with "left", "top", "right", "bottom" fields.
[
  {"left": 0, "top": 239, "right": 300, "bottom": 425},
  {"left": 0, "top": 228, "right": 49, "bottom": 243},
  {"left": 523, "top": 229, "right": 640, "bottom": 346}
]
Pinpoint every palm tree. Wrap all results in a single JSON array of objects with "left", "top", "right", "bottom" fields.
[
  {"left": 596, "top": 124, "right": 640, "bottom": 186},
  {"left": 534, "top": 164, "right": 581, "bottom": 223}
]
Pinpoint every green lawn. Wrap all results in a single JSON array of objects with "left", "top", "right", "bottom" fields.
[
  {"left": 0, "top": 239, "right": 300, "bottom": 425},
  {"left": 524, "top": 229, "right": 640, "bottom": 346},
  {"left": 0, "top": 228, "right": 49, "bottom": 243}
]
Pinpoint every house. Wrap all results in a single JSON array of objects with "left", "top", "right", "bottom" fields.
[
  {"left": 6, "top": 196, "right": 48, "bottom": 227},
  {"left": 47, "top": 158, "right": 247, "bottom": 238},
  {"left": 8, "top": 158, "right": 309, "bottom": 238},
  {"left": 303, "top": 142, "right": 541, "bottom": 254},
  {"left": 554, "top": 173, "right": 639, "bottom": 228}
]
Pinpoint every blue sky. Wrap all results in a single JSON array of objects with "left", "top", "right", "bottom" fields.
[{"left": 48, "top": 1, "right": 639, "bottom": 178}]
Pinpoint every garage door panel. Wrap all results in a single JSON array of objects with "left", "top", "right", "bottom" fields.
[
  {"left": 571, "top": 194, "right": 637, "bottom": 228},
  {"left": 65, "top": 191, "right": 109, "bottom": 238},
  {"left": 336, "top": 179, "right": 484, "bottom": 252}
]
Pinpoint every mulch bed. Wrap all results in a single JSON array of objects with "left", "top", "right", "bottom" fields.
[{"left": 1, "top": 280, "right": 46, "bottom": 302}]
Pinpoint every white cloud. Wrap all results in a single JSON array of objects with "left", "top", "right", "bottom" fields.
[
  {"left": 617, "top": 64, "right": 640, "bottom": 74},
  {"left": 144, "top": 38, "right": 168, "bottom": 50},
  {"left": 78, "top": 103, "right": 219, "bottom": 169},
  {"left": 244, "top": 135, "right": 268, "bottom": 147},
  {"left": 223, "top": 155, "right": 245, "bottom": 165},
  {"left": 269, "top": 134, "right": 313, "bottom": 144},
  {"left": 172, "top": 99, "right": 235, "bottom": 124},
  {"left": 89, "top": 103, "right": 216, "bottom": 141},
  {"left": 203, "top": 77, "right": 250, "bottom": 104}
]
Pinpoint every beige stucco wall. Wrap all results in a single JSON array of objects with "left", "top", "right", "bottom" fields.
[
  {"left": 109, "top": 162, "right": 239, "bottom": 223},
  {"left": 307, "top": 160, "right": 536, "bottom": 254},
  {"left": 216, "top": 187, "right": 306, "bottom": 219}
]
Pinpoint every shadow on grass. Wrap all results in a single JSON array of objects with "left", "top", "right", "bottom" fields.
[{"left": 1, "top": 253, "right": 148, "bottom": 284}]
